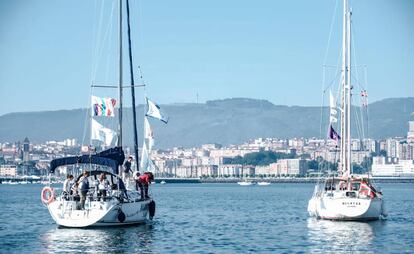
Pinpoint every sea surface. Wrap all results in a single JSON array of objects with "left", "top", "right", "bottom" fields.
[{"left": 0, "top": 182, "right": 413, "bottom": 253}]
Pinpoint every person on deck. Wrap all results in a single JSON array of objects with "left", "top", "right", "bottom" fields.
[
  {"left": 123, "top": 156, "right": 133, "bottom": 182},
  {"left": 78, "top": 171, "right": 90, "bottom": 209},
  {"left": 137, "top": 172, "right": 154, "bottom": 200},
  {"left": 71, "top": 182, "right": 79, "bottom": 200},
  {"left": 98, "top": 173, "right": 110, "bottom": 201},
  {"left": 63, "top": 174, "right": 74, "bottom": 195},
  {"left": 134, "top": 171, "right": 141, "bottom": 191}
]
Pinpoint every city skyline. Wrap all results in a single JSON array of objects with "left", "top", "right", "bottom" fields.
[{"left": 1, "top": 0, "right": 413, "bottom": 115}]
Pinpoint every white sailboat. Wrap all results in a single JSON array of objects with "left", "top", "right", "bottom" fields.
[
  {"left": 237, "top": 181, "right": 253, "bottom": 186},
  {"left": 41, "top": 0, "right": 158, "bottom": 228},
  {"left": 307, "top": 0, "right": 387, "bottom": 221},
  {"left": 257, "top": 181, "right": 271, "bottom": 186}
]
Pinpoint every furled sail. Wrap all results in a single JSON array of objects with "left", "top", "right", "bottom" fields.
[
  {"left": 328, "top": 90, "right": 340, "bottom": 141},
  {"left": 329, "top": 90, "right": 337, "bottom": 123},
  {"left": 140, "top": 117, "right": 158, "bottom": 172},
  {"left": 144, "top": 117, "right": 154, "bottom": 151}
]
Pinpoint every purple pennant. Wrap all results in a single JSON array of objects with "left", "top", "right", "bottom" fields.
[{"left": 329, "top": 125, "right": 341, "bottom": 141}]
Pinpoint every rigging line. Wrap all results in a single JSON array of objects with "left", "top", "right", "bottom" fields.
[
  {"left": 319, "top": 67, "right": 326, "bottom": 140},
  {"left": 350, "top": 16, "right": 367, "bottom": 141},
  {"left": 364, "top": 65, "right": 370, "bottom": 138},
  {"left": 91, "top": 0, "right": 106, "bottom": 82},
  {"left": 134, "top": 0, "right": 144, "bottom": 68},
  {"left": 322, "top": 70, "right": 341, "bottom": 93},
  {"left": 350, "top": 71, "right": 366, "bottom": 139},
  {"left": 322, "top": 65, "right": 340, "bottom": 68},
  {"left": 89, "top": 0, "right": 99, "bottom": 85},
  {"left": 322, "top": 0, "right": 340, "bottom": 66},
  {"left": 97, "top": 1, "right": 117, "bottom": 84},
  {"left": 352, "top": 96, "right": 364, "bottom": 143},
  {"left": 350, "top": 72, "right": 364, "bottom": 89},
  {"left": 104, "top": 1, "right": 116, "bottom": 85},
  {"left": 81, "top": 87, "right": 94, "bottom": 147}
]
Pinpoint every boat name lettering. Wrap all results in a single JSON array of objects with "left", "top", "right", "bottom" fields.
[{"left": 342, "top": 202, "right": 361, "bottom": 205}]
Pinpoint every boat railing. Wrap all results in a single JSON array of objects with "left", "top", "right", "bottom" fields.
[{"left": 54, "top": 185, "right": 150, "bottom": 206}]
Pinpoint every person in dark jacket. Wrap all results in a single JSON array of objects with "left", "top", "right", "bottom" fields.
[
  {"left": 78, "top": 171, "right": 90, "bottom": 209},
  {"left": 137, "top": 172, "right": 154, "bottom": 200},
  {"left": 123, "top": 156, "right": 133, "bottom": 182}
]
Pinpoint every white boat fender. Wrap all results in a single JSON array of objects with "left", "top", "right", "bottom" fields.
[
  {"left": 118, "top": 209, "right": 126, "bottom": 222},
  {"left": 149, "top": 200, "right": 156, "bottom": 219}
]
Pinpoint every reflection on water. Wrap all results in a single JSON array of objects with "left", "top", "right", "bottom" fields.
[
  {"left": 41, "top": 223, "right": 155, "bottom": 253},
  {"left": 307, "top": 218, "right": 385, "bottom": 253}
]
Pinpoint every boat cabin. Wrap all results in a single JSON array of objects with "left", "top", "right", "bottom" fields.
[{"left": 322, "top": 175, "right": 379, "bottom": 199}]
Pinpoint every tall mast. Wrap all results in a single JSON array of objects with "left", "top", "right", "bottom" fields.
[
  {"left": 346, "top": 6, "right": 352, "bottom": 176},
  {"left": 126, "top": 0, "right": 140, "bottom": 171},
  {"left": 117, "top": 0, "right": 123, "bottom": 147},
  {"left": 340, "top": 0, "right": 346, "bottom": 176},
  {"left": 340, "top": 0, "right": 352, "bottom": 177}
]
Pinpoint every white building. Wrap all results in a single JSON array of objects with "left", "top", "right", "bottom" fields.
[
  {"left": 255, "top": 163, "right": 278, "bottom": 176},
  {"left": 0, "top": 165, "right": 17, "bottom": 176},
  {"left": 277, "top": 159, "right": 308, "bottom": 176},
  {"left": 407, "top": 121, "right": 414, "bottom": 143},
  {"left": 372, "top": 157, "right": 414, "bottom": 177},
  {"left": 218, "top": 164, "right": 242, "bottom": 177}
]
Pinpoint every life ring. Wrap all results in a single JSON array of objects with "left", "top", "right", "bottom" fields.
[{"left": 41, "top": 187, "right": 55, "bottom": 204}]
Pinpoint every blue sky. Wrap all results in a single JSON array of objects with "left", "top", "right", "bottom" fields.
[{"left": 0, "top": 0, "right": 413, "bottom": 116}]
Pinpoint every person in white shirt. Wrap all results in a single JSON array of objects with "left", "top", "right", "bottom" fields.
[
  {"left": 98, "top": 173, "right": 110, "bottom": 201},
  {"left": 63, "top": 174, "right": 74, "bottom": 195}
]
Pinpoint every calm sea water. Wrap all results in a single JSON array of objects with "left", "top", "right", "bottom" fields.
[{"left": 0, "top": 182, "right": 413, "bottom": 253}]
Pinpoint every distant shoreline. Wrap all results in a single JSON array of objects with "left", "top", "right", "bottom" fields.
[
  {"left": 1, "top": 176, "right": 413, "bottom": 185},
  {"left": 153, "top": 177, "right": 414, "bottom": 184}
]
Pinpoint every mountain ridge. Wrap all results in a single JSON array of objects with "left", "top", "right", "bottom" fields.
[{"left": 0, "top": 97, "right": 413, "bottom": 148}]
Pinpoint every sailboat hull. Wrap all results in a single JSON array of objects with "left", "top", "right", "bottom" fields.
[
  {"left": 308, "top": 195, "right": 384, "bottom": 221},
  {"left": 47, "top": 198, "right": 151, "bottom": 228},
  {"left": 237, "top": 182, "right": 253, "bottom": 186}
]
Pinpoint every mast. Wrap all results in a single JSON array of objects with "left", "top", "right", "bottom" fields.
[
  {"left": 126, "top": 0, "right": 140, "bottom": 171},
  {"left": 340, "top": 0, "right": 352, "bottom": 178},
  {"left": 339, "top": 0, "right": 347, "bottom": 177},
  {"left": 346, "top": 6, "right": 352, "bottom": 176},
  {"left": 117, "top": 0, "right": 123, "bottom": 148}
]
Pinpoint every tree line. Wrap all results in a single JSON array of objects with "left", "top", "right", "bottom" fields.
[{"left": 224, "top": 150, "right": 297, "bottom": 166}]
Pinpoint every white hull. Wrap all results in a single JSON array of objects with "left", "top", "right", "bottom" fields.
[
  {"left": 308, "top": 194, "right": 385, "bottom": 221},
  {"left": 257, "top": 182, "right": 271, "bottom": 186},
  {"left": 47, "top": 198, "right": 152, "bottom": 228},
  {"left": 237, "top": 181, "right": 253, "bottom": 186}
]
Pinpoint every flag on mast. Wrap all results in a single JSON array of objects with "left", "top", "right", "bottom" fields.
[
  {"left": 145, "top": 98, "right": 168, "bottom": 123},
  {"left": 328, "top": 124, "right": 341, "bottom": 141},
  {"left": 91, "top": 119, "right": 117, "bottom": 146},
  {"left": 91, "top": 95, "right": 117, "bottom": 117}
]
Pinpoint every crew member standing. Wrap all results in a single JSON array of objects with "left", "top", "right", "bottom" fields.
[
  {"left": 78, "top": 171, "right": 90, "bottom": 210},
  {"left": 123, "top": 156, "right": 133, "bottom": 182},
  {"left": 137, "top": 172, "right": 154, "bottom": 200}
]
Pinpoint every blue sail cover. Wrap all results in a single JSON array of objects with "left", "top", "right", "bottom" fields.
[{"left": 49, "top": 147, "right": 125, "bottom": 174}]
